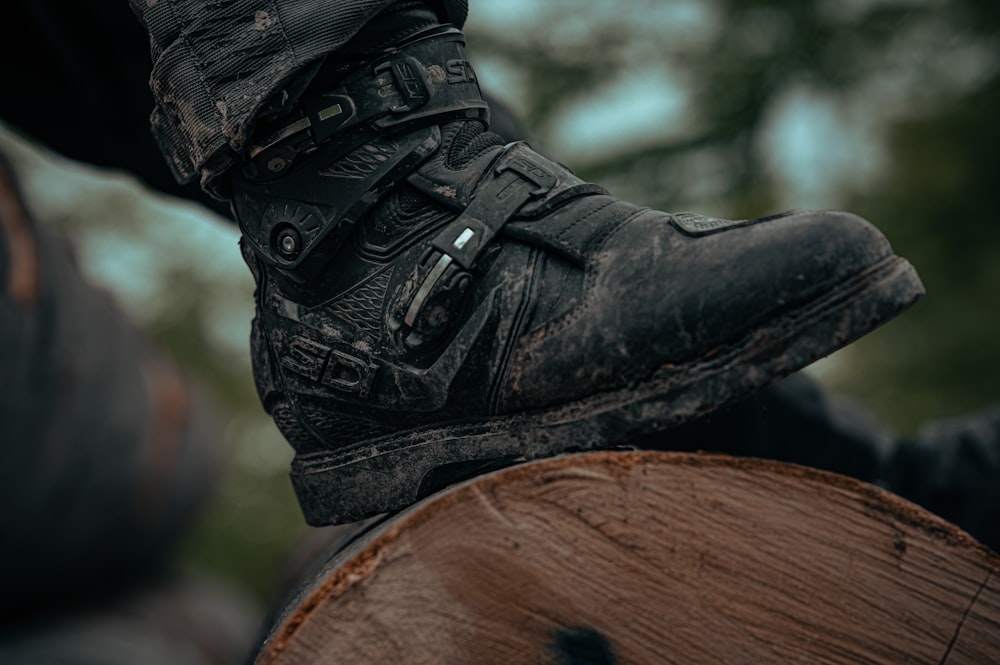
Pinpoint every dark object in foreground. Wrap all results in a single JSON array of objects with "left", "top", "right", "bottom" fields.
[
  {"left": 0, "top": 573, "right": 261, "bottom": 665},
  {"left": 254, "top": 451, "right": 1000, "bottom": 664},
  {"left": 0, "top": 153, "right": 223, "bottom": 621}
]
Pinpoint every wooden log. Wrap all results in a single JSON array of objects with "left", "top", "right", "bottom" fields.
[{"left": 255, "top": 451, "right": 1000, "bottom": 664}]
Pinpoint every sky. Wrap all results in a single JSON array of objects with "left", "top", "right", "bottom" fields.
[{"left": 464, "top": 0, "right": 883, "bottom": 208}]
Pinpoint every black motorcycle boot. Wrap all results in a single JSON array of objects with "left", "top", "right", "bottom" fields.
[{"left": 229, "top": 11, "right": 924, "bottom": 526}]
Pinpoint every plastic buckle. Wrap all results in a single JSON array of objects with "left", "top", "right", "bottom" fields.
[
  {"left": 494, "top": 144, "right": 558, "bottom": 197},
  {"left": 374, "top": 56, "right": 430, "bottom": 113},
  {"left": 302, "top": 92, "right": 357, "bottom": 144}
]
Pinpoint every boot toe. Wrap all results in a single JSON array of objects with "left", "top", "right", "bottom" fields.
[{"left": 502, "top": 208, "right": 898, "bottom": 411}]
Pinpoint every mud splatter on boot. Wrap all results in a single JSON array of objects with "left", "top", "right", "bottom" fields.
[{"left": 229, "top": 6, "right": 924, "bottom": 525}]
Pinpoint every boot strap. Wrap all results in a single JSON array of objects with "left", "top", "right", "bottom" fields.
[
  {"left": 242, "top": 26, "right": 489, "bottom": 181},
  {"left": 391, "top": 143, "right": 605, "bottom": 341}
]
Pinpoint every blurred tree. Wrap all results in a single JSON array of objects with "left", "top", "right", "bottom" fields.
[{"left": 836, "top": 68, "right": 1000, "bottom": 431}]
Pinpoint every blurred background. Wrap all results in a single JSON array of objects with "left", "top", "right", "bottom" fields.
[{"left": 1, "top": 0, "right": 997, "bottom": 616}]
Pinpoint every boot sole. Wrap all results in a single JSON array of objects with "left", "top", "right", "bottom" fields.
[{"left": 291, "top": 255, "right": 924, "bottom": 525}]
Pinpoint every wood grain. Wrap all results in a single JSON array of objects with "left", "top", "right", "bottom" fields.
[{"left": 256, "top": 451, "right": 1000, "bottom": 664}]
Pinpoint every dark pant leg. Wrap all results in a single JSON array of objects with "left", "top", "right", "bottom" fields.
[
  {"left": 0, "top": 0, "right": 230, "bottom": 217},
  {"left": 2, "top": 0, "right": 469, "bottom": 210},
  {"left": 127, "top": 0, "right": 469, "bottom": 190},
  {"left": 885, "top": 408, "right": 1000, "bottom": 553}
]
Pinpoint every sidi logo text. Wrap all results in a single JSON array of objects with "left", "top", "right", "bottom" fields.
[
  {"left": 446, "top": 59, "right": 477, "bottom": 84},
  {"left": 281, "top": 335, "right": 377, "bottom": 398}
]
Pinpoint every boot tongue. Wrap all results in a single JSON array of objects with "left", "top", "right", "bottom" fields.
[{"left": 446, "top": 120, "right": 507, "bottom": 169}]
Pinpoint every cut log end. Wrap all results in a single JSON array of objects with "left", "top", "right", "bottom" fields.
[{"left": 257, "top": 451, "right": 1000, "bottom": 664}]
